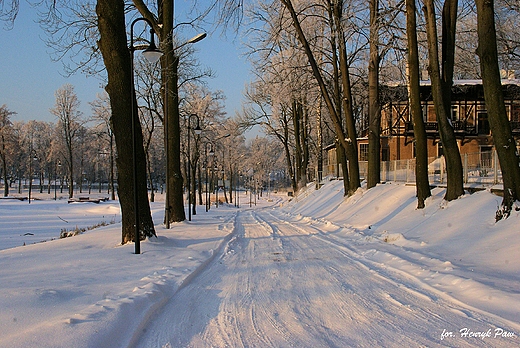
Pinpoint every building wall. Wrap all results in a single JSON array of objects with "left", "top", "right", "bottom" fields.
[{"left": 325, "top": 82, "right": 520, "bottom": 175}]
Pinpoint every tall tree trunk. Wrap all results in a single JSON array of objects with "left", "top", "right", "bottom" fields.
[
  {"left": 441, "top": 0, "right": 457, "bottom": 101},
  {"left": 336, "top": 140, "right": 350, "bottom": 194},
  {"left": 199, "top": 161, "right": 204, "bottom": 206},
  {"left": 367, "top": 0, "right": 381, "bottom": 189},
  {"left": 1, "top": 141, "right": 7, "bottom": 197},
  {"left": 292, "top": 99, "right": 304, "bottom": 190},
  {"left": 159, "top": 1, "right": 186, "bottom": 223},
  {"left": 146, "top": 154, "right": 154, "bottom": 203},
  {"left": 475, "top": 0, "right": 520, "bottom": 219},
  {"left": 228, "top": 162, "right": 233, "bottom": 204},
  {"left": 68, "top": 156, "right": 74, "bottom": 199},
  {"left": 109, "top": 134, "right": 116, "bottom": 200},
  {"left": 96, "top": 0, "right": 156, "bottom": 243},
  {"left": 302, "top": 101, "right": 310, "bottom": 184},
  {"left": 316, "top": 100, "right": 323, "bottom": 188},
  {"left": 334, "top": 0, "right": 360, "bottom": 193},
  {"left": 423, "top": 0, "right": 464, "bottom": 201},
  {"left": 191, "top": 158, "right": 197, "bottom": 215},
  {"left": 283, "top": 132, "right": 297, "bottom": 194},
  {"left": 406, "top": 0, "right": 431, "bottom": 208},
  {"left": 330, "top": 23, "right": 349, "bottom": 196},
  {"left": 132, "top": 0, "right": 186, "bottom": 223},
  {"left": 163, "top": 56, "right": 185, "bottom": 222}
]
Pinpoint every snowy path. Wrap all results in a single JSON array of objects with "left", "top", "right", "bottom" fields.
[{"left": 134, "top": 206, "right": 517, "bottom": 348}]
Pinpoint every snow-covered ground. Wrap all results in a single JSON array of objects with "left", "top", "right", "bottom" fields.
[{"left": 0, "top": 180, "right": 518, "bottom": 347}]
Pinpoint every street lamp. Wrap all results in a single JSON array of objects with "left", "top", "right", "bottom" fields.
[
  {"left": 174, "top": 33, "right": 207, "bottom": 51},
  {"left": 28, "top": 153, "right": 38, "bottom": 204},
  {"left": 54, "top": 160, "right": 61, "bottom": 200},
  {"left": 268, "top": 172, "right": 271, "bottom": 200},
  {"left": 238, "top": 172, "right": 243, "bottom": 208},
  {"left": 249, "top": 173, "right": 253, "bottom": 207},
  {"left": 220, "top": 167, "right": 225, "bottom": 206},
  {"left": 215, "top": 163, "right": 220, "bottom": 208},
  {"left": 130, "top": 17, "right": 163, "bottom": 255},
  {"left": 204, "top": 142, "right": 214, "bottom": 212},
  {"left": 234, "top": 168, "right": 238, "bottom": 207},
  {"left": 234, "top": 154, "right": 245, "bottom": 208},
  {"left": 187, "top": 113, "right": 202, "bottom": 221}
]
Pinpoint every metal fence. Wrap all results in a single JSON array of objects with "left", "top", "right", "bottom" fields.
[{"left": 325, "top": 150, "right": 502, "bottom": 186}]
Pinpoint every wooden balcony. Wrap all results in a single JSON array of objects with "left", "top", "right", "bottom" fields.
[
  {"left": 511, "top": 121, "right": 520, "bottom": 135},
  {"left": 404, "top": 121, "right": 479, "bottom": 136}
]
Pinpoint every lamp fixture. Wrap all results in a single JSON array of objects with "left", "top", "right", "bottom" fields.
[{"left": 142, "top": 29, "right": 163, "bottom": 63}]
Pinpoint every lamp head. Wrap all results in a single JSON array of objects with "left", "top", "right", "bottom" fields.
[
  {"left": 142, "top": 29, "right": 162, "bottom": 63},
  {"left": 190, "top": 114, "right": 202, "bottom": 135},
  {"left": 188, "top": 33, "right": 207, "bottom": 44}
]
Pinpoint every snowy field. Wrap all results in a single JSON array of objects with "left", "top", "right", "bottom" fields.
[{"left": 0, "top": 180, "right": 518, "bottom": 347}]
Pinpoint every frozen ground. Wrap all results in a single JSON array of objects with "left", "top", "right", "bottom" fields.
[{"left": 0, "top": 180, "right": 518, "bottom": 347}]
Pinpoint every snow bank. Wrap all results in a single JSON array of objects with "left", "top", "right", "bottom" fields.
[{"left": 284, "top": 180, "right": 520, "bottom": 327}]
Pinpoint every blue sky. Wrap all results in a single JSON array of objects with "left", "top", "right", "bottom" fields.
[{"left": 0, "top": 1, "right": 252, "bottom": 123}]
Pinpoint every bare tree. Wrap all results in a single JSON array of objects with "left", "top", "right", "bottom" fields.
[
  {"left": 0, "top": 0, "right": 18, "bottom": 29},
  {"left": 96, "top": 0, "right": 156, "bottom": 243},
  {"left": 180, "top": 83, "right": 226, "bottom": 212},
  {"left": 0, "top": 105, "right": 16, "bottom": 196},
  {"left": 495, "top": 0, "right": 520, "bottom": 74},
  {"left": 406, "top": 0, "right": 431, "bottom": 208},
  {"left": 50, "top": 84, "right": 85, "bottom": 199},
  {"left": 423, "top": 0, "right": 464, "bottom": 201},
  {"left": 367, "top": 0, "right": 381, "bottom": 189},
  {"left": 475, "top": 0, "right": 520, "bottom": 219},
  {"left": 243, "top": 80, "right": 299, "bottom": 192},
  {"left": 90, "top": 92, "right": 116, "bottom": 200},
  {"left": 330, "top": 0, "right": 361, "bottom": 194}
]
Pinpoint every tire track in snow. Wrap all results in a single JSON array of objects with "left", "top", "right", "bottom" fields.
[
  {"left": 135, "top": 207, "right": 518, "bottom": 347},
  {"left": 259, "top": 209, "right": 519, "bottom": 347}
]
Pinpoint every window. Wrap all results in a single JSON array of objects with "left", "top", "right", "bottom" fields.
[
  {"left": 451, "top": 105, "right": 459, "bottom": 121},
  {"left": 359, "top": 143, "right": 369, "bottom": 161},
  {"left": 437, "top": 141, "right": 444, "bottom": 157},
  {"left": 382, "top": 148, "right": 390, "bottom": 162},
  {"left": 511, "top": 102, "right": 520, "bottom": 122},
  {"left": 477, "top": 111, "right": 490, "bottom": 135},
  {"left": 427, "top": 105, "right": 436, "bottom": 122}
]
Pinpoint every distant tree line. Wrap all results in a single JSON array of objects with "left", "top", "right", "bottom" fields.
[
  {"left": 0, "top": 86, "right": 118, "bottom": 200},
  {"left": 0, "top": 85, "right": 289, "bottom": 205}
]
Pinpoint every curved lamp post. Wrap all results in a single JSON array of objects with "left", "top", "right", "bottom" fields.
[
  {"left": 28, "top": 153, "right": 38, "bottom": 204},
  {"left": 129, "top": 17, "right": 162, "bottom": 255},
  {"left": 204, "top": 142, "right": 214, "bottom": 212},
  {"left": 54, "top": 160, "right": 61, "bottom": 200}
]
